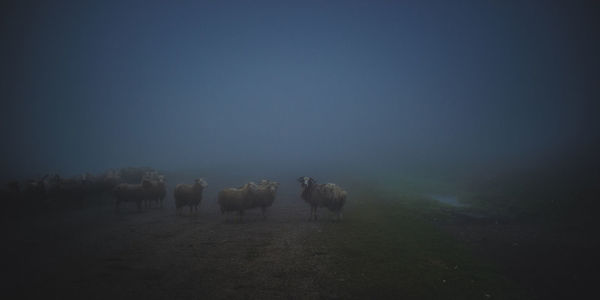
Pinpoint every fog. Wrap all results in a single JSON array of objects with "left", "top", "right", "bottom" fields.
[
  {"left": 4, "top": 2, "right": 600, "bottom": 299},
  {"left": 2, "top": 0, "right": 598, "bottom": 179}
]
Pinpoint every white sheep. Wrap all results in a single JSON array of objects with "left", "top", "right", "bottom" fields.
[{"left": 247, "top": 180, "right": 280, "bottom": 219}]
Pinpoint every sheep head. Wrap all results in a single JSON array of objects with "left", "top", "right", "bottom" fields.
[
  {"left": 194, "top": 178, "right": 208, "bottom": 188},
  {"left": 297, "top": 176, "right": 315, "bottom": 188},
  {"left": 267, "top": 181, "right": 279, "bottom": 192}
]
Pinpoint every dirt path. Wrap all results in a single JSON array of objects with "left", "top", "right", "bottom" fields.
[{"left": 2, "top": 195, "right": 338, "bottom": 299}]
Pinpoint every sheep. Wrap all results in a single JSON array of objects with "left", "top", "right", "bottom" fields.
[
  {"left": 297, "top": 176, "right": 346, "bottom": 221},
  {"left": 247, "top": 180, "right": 280, "bottom": 219},
  {"left": 173, "top": 178, "right": 207, "bottom": 214},
  {"left": 41, "top": 174, "right": 87, "bottom": 208},
  {"left": 113, "top": 179, "right": 154, "bottom": 211},
  {"left": 95, "top": 169, "right": 122, "bottom": 194},
  {"left": 217, "top": 180, "right": 280, "bottom": 221},
  {"left": 149, "top": 176, "right": 167, "bottom": 208},
  {"left": 217, "top": 182, "right": 256, "bottom": 220},
  {"left": 143, "top": 173, "right": 167, "bottom": 208},
  {"left": 119, "top": 166, "right": 156, "bottom": 184}
]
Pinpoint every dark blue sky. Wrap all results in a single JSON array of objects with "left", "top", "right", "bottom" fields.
[{"left": 1, "top": 0, "right": 598, "bottom": 177}]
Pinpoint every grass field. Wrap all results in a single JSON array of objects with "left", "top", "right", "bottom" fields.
[{"left": 303, "top": 184, "right": 525, "bottom": 299}]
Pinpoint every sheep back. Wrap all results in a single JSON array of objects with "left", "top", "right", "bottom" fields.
[
  {"left": 113, "top": 180, "right": 153, "bottom": 203},
  {"left": 217, "top": 184, "right": 254, "bottom": 213},
  {"left": 303, "top": 182, "right": 346, "bottom": 212},
  {"left": 248, "top": 180, "right": 279, "bottom": 208}
]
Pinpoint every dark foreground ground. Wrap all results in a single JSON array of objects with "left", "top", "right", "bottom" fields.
[
  {"left": 434, "top": 208, "right": 599, "bottom": 300},
  {"left": 2, "top": 180, "right": 598, "bottom": 299},
  {"left": 2, "top": 197, "right": 333, "bottom": 299}
]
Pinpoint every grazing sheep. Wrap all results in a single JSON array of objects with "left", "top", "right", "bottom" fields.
[
  {"left": 248, "top": 180, "right": 280, "bottom": 219},
  {"left": 174, "top": 178, "right": 207, "bottom": 214},
  {"left": 297, "top": 176, "right": 346, "bottom": 221},
  {"left": 217, "top": 183, "right": 256, "bottom": 220},
  {"left": 113, "top": 179, "right": 154, "bottom": 211}
]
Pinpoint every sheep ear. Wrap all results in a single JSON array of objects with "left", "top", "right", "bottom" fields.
[{"left": 297, "top": 177, "right": 304, "bottom": 183}]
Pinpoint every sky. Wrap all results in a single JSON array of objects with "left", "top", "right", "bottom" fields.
[{"left": 1, "top": 0, "right": 599, "bottom": 178}]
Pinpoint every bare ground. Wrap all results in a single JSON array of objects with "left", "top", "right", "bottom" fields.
[{"left": 2, "top": 195, "right": 342, "bottom": 300}]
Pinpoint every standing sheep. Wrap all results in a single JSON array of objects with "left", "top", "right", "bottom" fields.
[
  {"left": 143, "top": 174, "right": 167, "bottom": 208},
  {"left": 248, "top": 180, "right": 280, "bottom": 219},
  {"left": 113, "top": 179, "right": 154, "bottom": 211},
  {"left": 174, "top": 178, "right": 208, "bottom": 214},
  {"left": 297, "top": 176, "right": 346, "bottom": 221},
  {"left": 217, "top": 183, "right": 256, "bottom": 220},
  {"left": 152, "top": 176, "right": 167, "bottom": 208}
]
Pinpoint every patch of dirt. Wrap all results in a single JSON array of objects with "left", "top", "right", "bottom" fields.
[{"left": 1, "top": 194, "right": 339, "bottom": 299}]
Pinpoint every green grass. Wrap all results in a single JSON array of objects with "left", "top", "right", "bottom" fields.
[{"left": 307, "top": 187, "right": 526, "bottom": 299}]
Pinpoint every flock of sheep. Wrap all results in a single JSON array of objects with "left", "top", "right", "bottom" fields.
[{"left": 1, "top": 167, "right": 347, "bottom": 221}]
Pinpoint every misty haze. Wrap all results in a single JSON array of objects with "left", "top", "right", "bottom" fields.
[{"left": 1, "top": 1, "right": 599, "bottom": 299}]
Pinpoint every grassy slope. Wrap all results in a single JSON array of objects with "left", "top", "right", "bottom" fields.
[{"left": 306, "top": 183, "right": 526, "bottom": 299}]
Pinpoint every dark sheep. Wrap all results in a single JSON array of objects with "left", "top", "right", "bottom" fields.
[
  {"left": 113, "top": 179, "right": 154, "bottom": 211},
  {"left": 174, "top": 178, "right": 208, "bottom": 214},
  {"left": 297, "top": 176, "right": 346, "bottom": 221}
]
